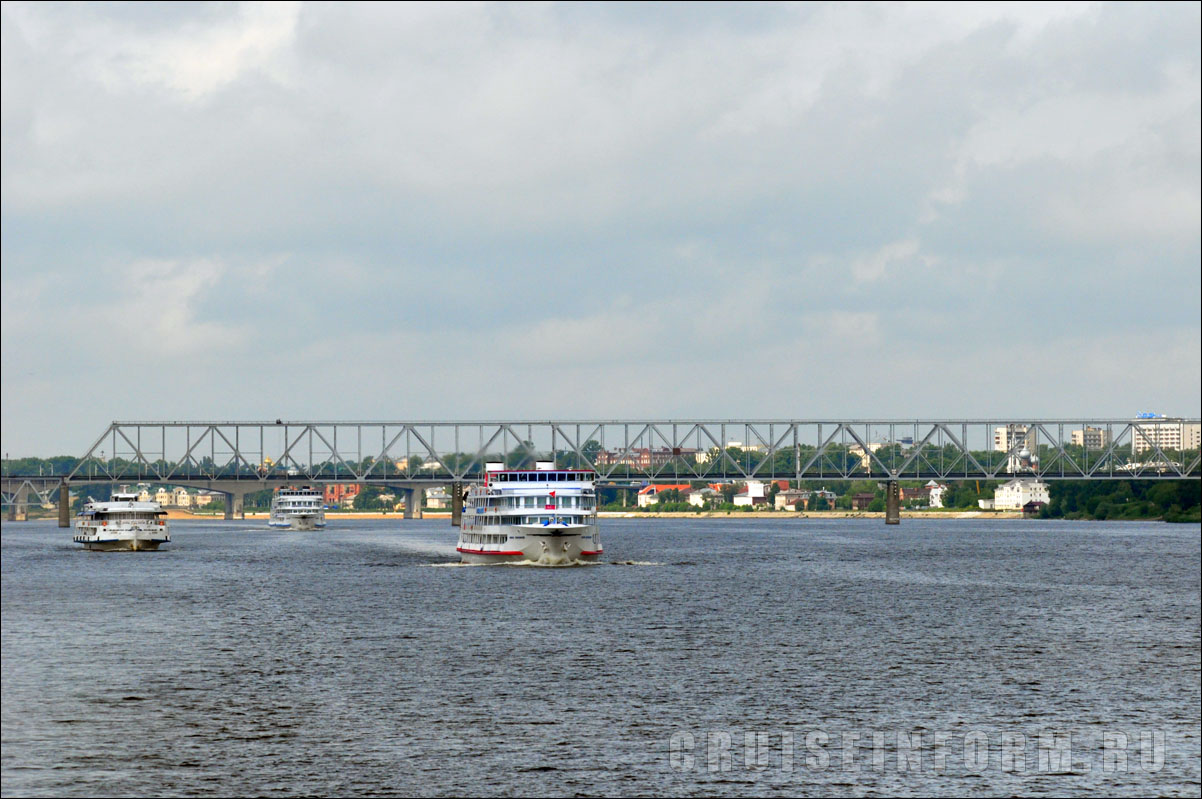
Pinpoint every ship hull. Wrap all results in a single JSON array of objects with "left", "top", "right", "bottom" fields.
[
  {"left": 457, "top": 524, "right": 602, "bottom": 565},
  {"left": 288, "top": 514, "right": 322, "bottom": 531},
  {"left": 74, "top": 533, "right": 169, "bottom": 552}
]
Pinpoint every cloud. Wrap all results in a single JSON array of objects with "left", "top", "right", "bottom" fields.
[
  {"left": 1, "top": 1, "right": 1198, "bottom": 454},
  {"left": 850, "top": 239, "right": 925, "bottom": 283},
  {"left": 113, "top": 258, "right": 248, "bottom": 350}
]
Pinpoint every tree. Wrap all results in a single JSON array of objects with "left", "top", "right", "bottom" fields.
[
  {"left": 354, "top": 486, "right": 388, "bottom": 510},
  {"left": 506, "top": 441, "right": 538, "bottom": 469},
  {"left": 658, "top": 488, "right": 685, "bottom": 504}
]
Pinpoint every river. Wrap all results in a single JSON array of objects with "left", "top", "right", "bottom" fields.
[{"left": 2, "top": 518, "right": 1199, "bottom": 796}]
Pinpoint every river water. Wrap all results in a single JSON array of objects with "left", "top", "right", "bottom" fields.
[{"left": 2, "top": 518, "right": 1199, "bottom": 796}]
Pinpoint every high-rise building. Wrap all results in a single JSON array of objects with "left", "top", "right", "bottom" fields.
[
  {"left": 1130, "top": 416, "right": 1202, "bottom": 454},
  {"left": 994, "top": 424, "right": 1039, "bottom": 472},
  {"left": 1070, "top": 426, "right": 1111, "bottom": 449},
  {"left": 994, "top": 424, "right": 1038, "bottom": 453}
]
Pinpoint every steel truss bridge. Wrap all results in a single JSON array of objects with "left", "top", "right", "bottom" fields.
[{"left": 3, "top": 419, "right": 1199, "bottom": 524}]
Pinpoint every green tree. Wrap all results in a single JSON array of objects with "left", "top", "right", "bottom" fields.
[{"left": 354, "top": 486, "right": 388, "bottom": 510}]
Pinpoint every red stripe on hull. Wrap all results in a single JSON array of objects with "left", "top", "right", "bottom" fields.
[{"left": 456, "top": 547, "right": 525, "bottom": 556}]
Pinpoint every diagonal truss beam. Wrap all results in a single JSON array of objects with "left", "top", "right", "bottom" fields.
[{"left": 27, "top": 420, "right": 1198, "bottom": 487}]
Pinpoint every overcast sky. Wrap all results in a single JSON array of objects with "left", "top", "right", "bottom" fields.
[{"left": 2, "top": 1, "right": 1199, "bottom": 456}]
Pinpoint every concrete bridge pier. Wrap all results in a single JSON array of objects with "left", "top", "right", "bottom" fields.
[
  {"left": 403, "top": 487, "right": 423, "bottom": 519},
  {"left": 58, "top": 480, "right": 70, "bottom": 527},
  {"left": 7, "top": 484, "right": 31, "bottom": 522},
  {"left": 223, "top": 490, "right": 247, "bottom": 520},
  {"left": 885, "top": 480, "right": 900, "bottom": 525},
  {"left": 451, "top": 482, "right": 463, "bottom": 527}
]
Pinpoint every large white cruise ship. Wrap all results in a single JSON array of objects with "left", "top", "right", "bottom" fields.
[
  {"left": 74, "top": 488, "right": 170, "bottom": 551},
  {"left": 269, "top": 486, "right": 326, "bottom": 530},
  {"left": 458, "top": 463, "right": 602, "bottom": 564}
]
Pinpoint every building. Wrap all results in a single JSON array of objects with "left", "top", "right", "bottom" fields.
[
  {"left": 899, "top": 484, "right": 931, "bottom": 504},
  {"left": 155, "top": 488, "right": 172, "bottom": 506},
  {"left": 1070, "top": 426, "right": 1111, "bottom": 449},
  {"left": 696, "top": 441, "right": 765, "bottom": 464},
  {"left": 636, "top": 484, "right": 694, "bottom": 507},
  {"left": 1130, "top": 416, "right": 1201, "bottom": 454},
  {"left": 899, "top": 481, "right": 948, "bottom": 507},
  {"left": 595, "top": 448, "right": 700, "bottom": 469},
  {"left": 775, "top": 489, "right": 807, "bottom": 510},
  {"left": 685, "top": 487, "right": 721, "bottom": 507},
  {"left": 991, "top": 479, "right": 1050, "bottom": 511},
  {"left": 425, "top": 487, "right": 451, "bottom": 509},
  {"left": 323, "top": 483, "right": 361, "bottom": 507},
  {"left": 732, "top": 480, "right": 767, "bottom": 507},
  {"left": 994, "top": 424, "right": 1039, "bottom": 472},
  {"left": 173, "top": 487, "right": 192, "bottom": 507},
  {"left": 847, "top": 442, "right": 884, "bottom": 470},
  {"left": 994, "top": 424, "right": 1037, "bottom": 453},
  {"left": 851, "top": 493, "right": 876, "bottom": 510},
  {"left": 193, "top": 492, "right": 215, "bottom": 507},
  {"left": 775, "top": 488, "right": 837, "bottom": 511}
]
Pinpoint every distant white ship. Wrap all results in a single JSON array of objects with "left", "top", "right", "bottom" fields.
[
  {"left": 269, "top": 486, "right": 326, "bottom": 530},
  {"left": 458, "top": 463, "right": 602, "bottom": 564},
  {"left": 74, "top": 489, "right": 170, "bottom": 551}
]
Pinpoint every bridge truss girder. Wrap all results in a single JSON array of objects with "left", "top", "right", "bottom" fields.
[{"left": 24, "top": 419, "right": 1198, "bottom": 488}]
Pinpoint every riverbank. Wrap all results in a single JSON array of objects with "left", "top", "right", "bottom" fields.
[
  {"left": 161, "top": 510, "right": 453, "bottom": 520},
  {"left": 156, "top": 509, "right": 1023, "bottom": 521},
  {"left": 597, "top": 510, "right": 1025, "bottom": 519}
]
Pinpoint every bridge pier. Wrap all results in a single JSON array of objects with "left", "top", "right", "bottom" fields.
[
  {"left": 58, "top": 480, "right": 70, "bottom": 527},
  {"left": 885, "top": 480, "right": 900, "bottom": 525},
  {"left": 451, "top": 482, "right": 463, "bottom": 527},
  {"left": 223, "top": 490, "right": 247, "bottom": 520},
  {"left": 7, "top": 484, "right": 30, "bottom": 522},
  {"left": 403, "top": 487, "right": 422, "bottom": 519}
]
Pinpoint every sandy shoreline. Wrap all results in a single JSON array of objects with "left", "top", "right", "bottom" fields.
[
  {"left": 150, "top": 509, "right": 1024, "bottom": 521},
  {"left": 598, "top": 510, "right": 1025, "bottom": 519}
]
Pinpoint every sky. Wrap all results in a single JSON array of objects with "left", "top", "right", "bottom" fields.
[{"left": 2, "top": 1, "right": 1200, "bottom": 456}]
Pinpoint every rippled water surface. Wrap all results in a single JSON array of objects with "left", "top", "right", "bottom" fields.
[{"left": 3, "top": 518, "right": 1199, "bottom": 796}]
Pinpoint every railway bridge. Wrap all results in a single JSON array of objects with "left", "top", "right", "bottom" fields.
[{"left": 3, "top": 418, "right": 1198, "bottom": 527}]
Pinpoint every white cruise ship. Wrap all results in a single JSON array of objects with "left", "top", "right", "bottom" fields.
[
  {"left": 74, "top": 489, "right": 170, "bottom": 551},
  {"left": 458, "top": 463, "right": 602, "bottom": 564},
  {"left": 269, "top": 486, "right": 326, "bottom": 530}
]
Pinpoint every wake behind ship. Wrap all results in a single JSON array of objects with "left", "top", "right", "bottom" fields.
[{"left": 458, "top": 463, "right": 602, "bottom": 564}]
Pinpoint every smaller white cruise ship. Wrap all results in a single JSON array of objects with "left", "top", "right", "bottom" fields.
[
  {"left": 458, "top": 462, "right": 601, "bottom": 564},
  {"left": 74, "top": 488, "right": 170, "bottom": 551},
  {"left": 269, "top": 486, "right": 326, "bottom": 530}
]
